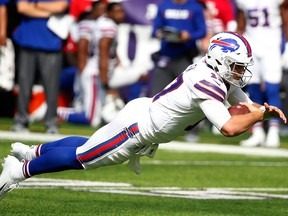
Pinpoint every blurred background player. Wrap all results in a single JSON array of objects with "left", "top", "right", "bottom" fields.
[
  {"left": 150, "top": 0, "right": 206, "bottom": 96},
  {"left": 0, "top": 0, "right": 8, "bottom": 46},
  {"left": 150, "top": 0, "right": 206, "bottom": 142},
  {"left": 0, "top": 0, "right": 15, "bottom": 92},
  {"left": 58, "top": 0, "right": 107, "bottom": 127},
  {"left": 58, "top": 1, "right": 148, "bottom": 127},
  {"left": 236, "top": 0, "right": 288, "bottom": 148},
  {"left": 11, "top": 0, "right": 69, "bottom": 134}
]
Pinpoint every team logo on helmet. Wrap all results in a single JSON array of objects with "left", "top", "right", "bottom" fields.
[{"left": 209, "top": 38, "right": 240, "bottom": 53}]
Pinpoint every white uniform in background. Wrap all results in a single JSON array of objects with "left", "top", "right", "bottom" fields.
[
  {"left": 76, "top": 18, "right": 107, "bottom": 126},
  {"left": 236, "top": 0, "right": 284, "bottom": 84},
  {"left": 65, "top": 16, "right": 147, "bottom": 126},
  {"left": 236, "top": 0, "right": 284, "bottom": 147}
]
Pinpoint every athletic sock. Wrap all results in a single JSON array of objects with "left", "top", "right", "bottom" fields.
[
  {"left": 26, "top": 147, "right": 83, "bottom": 177},
  {"left": 40, "top": 136, "right": 89, "bottom": 155}
]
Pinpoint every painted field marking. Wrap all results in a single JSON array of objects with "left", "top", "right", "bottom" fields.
[
  {"left": 1, "top": 130, "right": 288, "bottom": 157},
  {"left": 141, "top": 160, "right": 288, "bottom": 166},
  {"left": 19, "top": 178, "right": 288, "bottom": 200}
]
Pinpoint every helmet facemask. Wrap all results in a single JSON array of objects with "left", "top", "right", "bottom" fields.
[{"left": 219, "top": 56, "right": 253, "bottom": 88}]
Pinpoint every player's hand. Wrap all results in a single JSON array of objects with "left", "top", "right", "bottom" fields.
[
  {"left": 156, "top": 29, "right": 163, "bottom": 39},
  {"left": 263, "top": 102, "right": 287, "bottom": 124},
  {"left": 239, "top": 102, "right": 262, "bottom": 113},
  {"left": 180, "top": 30, "right": 191, "bottom": 42},
  {"left": 106, "top": 89, "right": 119, "bottom": 96}
]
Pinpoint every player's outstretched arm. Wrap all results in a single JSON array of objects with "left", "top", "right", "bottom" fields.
[
  {"left": 262, "top": 102, "right": 287, "bottom": 123},
  {"left": 247, "top": 102, "right": 287, "bottom": 123},
  {"left": 221, "top": 102, "right": 287, "bottom": 137},
  {"left": 220, "top": 105, "right": 264, "bottom": 137}
]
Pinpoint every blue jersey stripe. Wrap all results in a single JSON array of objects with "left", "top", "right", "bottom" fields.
[
  {"left": 194, "top": 84, "right": 224, "bottom": 102},
  {"left": 200, "top": 80, "right": 226, "bottom": 98}
]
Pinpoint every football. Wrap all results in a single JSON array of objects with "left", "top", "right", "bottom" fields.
[{"left": 228, "top": 104, "right": 250, "bottom": 115}]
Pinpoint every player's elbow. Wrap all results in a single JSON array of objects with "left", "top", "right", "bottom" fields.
[{"left": 220, "top": 124, "right": 239, "bottom": 137}]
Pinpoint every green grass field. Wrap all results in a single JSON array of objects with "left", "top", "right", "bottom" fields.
[{"left": 0, "top": 118, "right": 288, "bottom": 215}]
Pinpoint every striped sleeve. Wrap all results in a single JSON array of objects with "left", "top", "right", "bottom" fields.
[
  {"left": 99, "top": 18, "right": 117, "bottom": 38},
  {"left": 78, "top": 21, "right": 94, "bottom": 41},
  {"left": 194, "top": 79, "right": 226, "bottom": 102}
]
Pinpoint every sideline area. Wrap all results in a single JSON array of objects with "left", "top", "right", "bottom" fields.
[{"left": 0, "top": 130, "right": 288, "bottom": 157}]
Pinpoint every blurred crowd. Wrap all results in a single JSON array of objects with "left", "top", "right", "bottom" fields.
[{"left": 0, "top": 0, "right": 288, "bottom": 148}]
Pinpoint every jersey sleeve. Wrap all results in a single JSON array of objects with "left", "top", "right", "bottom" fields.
[
  {"left": 199, "top": 98, "right": 231, "bottom": 131},
  {"left": 192, "top": 79, "right": 227, "bottom": 103},
  {"left": 227, "top": 86, "right": 253, "bottom": 105},
  {"left": 98, "top": 18, "right": 118, "bottom": 38},
  {"left": 183, "top": 61, "right": 227, "bottom": 103},
  {"left": 78, "top": 20, "right": 94, "bottom": 41}
]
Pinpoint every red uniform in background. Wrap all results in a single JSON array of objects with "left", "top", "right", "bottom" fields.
[
  {"left": 198, "top": 0, "right": 236, "bottom": 53},
  {"left": 203, "top": 0, "right": 236, "bottom": 33}
]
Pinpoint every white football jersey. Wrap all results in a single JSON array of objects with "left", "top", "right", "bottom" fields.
[
  {"left": 235, "top": 0, "right": 283, "bottom": 52},
  {"left": 78, "top": 15, "right": 118, "bottom": 76},
  {"left": 78, "top": 19, "right": 98, "bottom": 75},
  {"left": 138, "top": 57, "right": 251, "bottom": 144}
]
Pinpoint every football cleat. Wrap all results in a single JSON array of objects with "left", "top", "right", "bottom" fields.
[
  {"left": 264, "top": 127, "right": 280, "bottom": 148},
  {"left": 240, "top": 129, "right": 265, "bottom": 147},
  {"left": 11, "top": 142, "right": 36, "bottom": 161},
  {"left": 11, "top": 123, "right": 29, "bottom": 133},
  {"left": 0, "top": 155, "right": 25, "bottom": 201}
]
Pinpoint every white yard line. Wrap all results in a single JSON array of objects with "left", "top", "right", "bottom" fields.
[
  {"left": 159, "top": 141, "right": 288, "bottom": 157},
  {"left": 141, "top": 160, "right": 288, "bottom": 166},
  {"left": 0, "top": 130, "right": 288, "bottom": 157},
  {"left": 19, "top": 178, "right": 288, "bottom": 200}
]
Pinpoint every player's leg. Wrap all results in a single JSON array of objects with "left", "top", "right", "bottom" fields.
[
  {"left": 28, "top": 98, "right": 147, "bottom": 175},
  {"left": 24, "top": 146, "right": 83, "bottom": 178},
  {"left": 58, "top": 71, "right": 104, "bottom": 127},
  {"left": 12, "top": 48, "right": 37, "bottom": 132},
  {"left": 0, "top": 142, "right": 84, "bottom": 200},
  {"left": 39, "top": 51, "right": 61, "bottom": 133},
  {"left": 0, "top": 98, "right": 150, "bottom": 200},
  {"left": 73, "top": 73, "right": 103, "bottom": 127},
  {"left": 240, "top": 58, "right": 266, "bottom": 147},
  {"left": 11, "top": 136, "right": 89, "bottom": 161},
  {"left": 263, "top": 52, "right": 283, "bottom": 147},
  {"left": 76, "top": 98, "right": 150, "bottom": 170}
]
